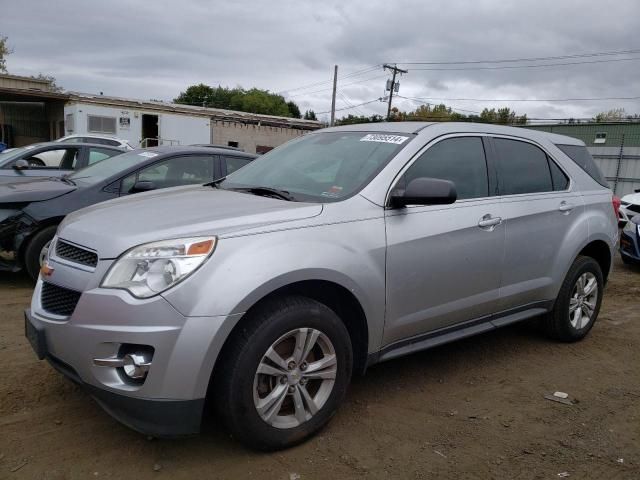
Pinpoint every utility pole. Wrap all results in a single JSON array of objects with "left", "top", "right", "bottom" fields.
[
  {"left": 330, "top": 65, "right": 338, "bottom": 126},
  {"left": 383, "top": 64, "right": 408, "bottom": 120}
]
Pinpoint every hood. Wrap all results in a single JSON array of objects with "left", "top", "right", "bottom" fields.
[
  {"left": 59, "top": 185, "right": 323, "bottom": 258},
  {"left": 621, "top": 192, "right": 640, "bottom": 205},
  {"left": 0, "top": 178, "right": 76, "bottom": 203}
]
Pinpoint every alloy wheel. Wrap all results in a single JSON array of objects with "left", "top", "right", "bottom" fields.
[
  {"left": 253, "top": 328, "right": 337, "bottom": 429},
  {"left": 569, "top": 272, "right": 598, "bottom": 329}
]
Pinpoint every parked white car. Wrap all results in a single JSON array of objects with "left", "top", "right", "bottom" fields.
[
  {"left": 56, "top": 134, "right": 135, "bottom": 150},
  {"left": 619, "top": 190, "right": 640, "bottom": 225}
]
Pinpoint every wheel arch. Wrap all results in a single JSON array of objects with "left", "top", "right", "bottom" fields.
[
  {"left": 16, "top": 217, "right": 64, "bottom": 266},
  {"left": 207, "top": 279, "right": 370, "bottom": 403},
  {"left": 577, "top": 239, "right": 612, "bottom": 283}
]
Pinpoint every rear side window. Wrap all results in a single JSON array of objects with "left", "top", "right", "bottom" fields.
[
  {"left": 403, "top": 137, "right": 489, "bottom": 200},
  {"left": 555, "top": 144, "right": 608, "bottom": 188},
  {"left": 88, "top": 147, "right": 120, "bottom": 165},
  {"left": 548, "top": 159, "right": 569, "bottom": 191},
  {"left": 493, "top": 138, "right": 552, "bottom": 195}
]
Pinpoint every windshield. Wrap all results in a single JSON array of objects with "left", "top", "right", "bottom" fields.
[
  {"left": 220, "top": 131, "right": 411, "bottom": 202},
  {"left": 68, "top": 150, "right": 153, "bottom": 184}
]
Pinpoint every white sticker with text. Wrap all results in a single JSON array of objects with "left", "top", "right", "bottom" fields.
[
  {"left": 360, "top": 134, "right": 409, "bottom": 144},
  {"left": 138, "top": 152, "right": 158, "bottom": 158}
]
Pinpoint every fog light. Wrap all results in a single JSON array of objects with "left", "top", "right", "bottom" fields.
[
  {"left": 94, "top": 350, "right": 153, "bottom": 381},
  {"left": 122, "top": 353, "right": 152, "bottom": 379}
]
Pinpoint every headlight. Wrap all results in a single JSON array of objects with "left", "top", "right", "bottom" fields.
[
  {"left": 623, "top": 219, "right": 639, "bottom": 236},
  {"left": 101, "top": 237, "right": 216, "bottom": 298}
]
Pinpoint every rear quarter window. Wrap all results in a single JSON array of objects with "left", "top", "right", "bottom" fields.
[{"left": 555, "top": 144, "right": 609, "bottom": 188}]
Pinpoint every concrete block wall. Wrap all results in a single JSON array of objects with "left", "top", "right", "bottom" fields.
[{"left": 211, "top": 120, "right": 307, "bottom": 154}]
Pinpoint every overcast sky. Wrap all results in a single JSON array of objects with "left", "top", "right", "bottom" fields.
[{"left": 3, "top": 0, "right": 640, "bottom": 122}]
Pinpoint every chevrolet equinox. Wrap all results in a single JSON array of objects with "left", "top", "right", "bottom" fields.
[{"left": 25, "top": 122, "right": 618, "bottom": 450}]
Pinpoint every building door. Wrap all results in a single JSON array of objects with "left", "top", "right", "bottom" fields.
[{"left": 141, "top": 114, "right": 159, "bottom": 147}]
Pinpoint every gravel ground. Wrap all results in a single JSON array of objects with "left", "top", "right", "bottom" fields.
[{"left": 0, "top": 256, "right": 638, "bottom": 479}]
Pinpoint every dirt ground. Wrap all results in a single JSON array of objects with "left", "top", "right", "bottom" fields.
[{"left": 0, "top": 257, "right": 638, "bottom": 479}]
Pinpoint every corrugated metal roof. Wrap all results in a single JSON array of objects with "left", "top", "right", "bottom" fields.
[{"left": 67, "top": 92, "right": 322, "bottom": 130}]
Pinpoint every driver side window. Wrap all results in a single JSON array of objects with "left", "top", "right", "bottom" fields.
[
  {"left": 401, "top": 137, "right": 489, "bottom": 200},
  {"left": 24, "top": 147, "right": 80, "bottom": 170}
]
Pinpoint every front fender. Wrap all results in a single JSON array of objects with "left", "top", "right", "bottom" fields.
[{"left": 162, "top": 218, "right": 387, "bottom": 353}]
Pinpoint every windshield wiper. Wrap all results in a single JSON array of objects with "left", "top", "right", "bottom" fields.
[
  {"left": 230, "top": 186, "right": 296, "bottom": 201},
  {"left": 58, "top": 176, "right": 76, "bottom": 186},
  {"left": 205, "top": 177, "right": 226, "bottom": 189}
]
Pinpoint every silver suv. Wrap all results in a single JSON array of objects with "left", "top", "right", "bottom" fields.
[{"left": 25, "top": 122, "right": 618, "bottom": 450}]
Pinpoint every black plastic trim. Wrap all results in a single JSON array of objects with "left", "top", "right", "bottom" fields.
[{"left": 368, "top": 300, "right": 553, "bottom": 366}]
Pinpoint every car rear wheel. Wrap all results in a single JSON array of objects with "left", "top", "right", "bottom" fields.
[
  {"left": 23, "top": 226, "right": 57, "bottom": 280},
  {"left": 542, "top": 256, "right": 603, "bottom": 342},
  {"left": 215, "top": 296, "right": 353, "bottom": 451}
]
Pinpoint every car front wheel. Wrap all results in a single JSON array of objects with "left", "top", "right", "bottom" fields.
[{"left": 215, "top": 296, "right": 353, "bottom": 451}]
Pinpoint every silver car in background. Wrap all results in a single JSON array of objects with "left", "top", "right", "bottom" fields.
[{"left": 25, "top": 122, "right": 618, "bottom": 450}]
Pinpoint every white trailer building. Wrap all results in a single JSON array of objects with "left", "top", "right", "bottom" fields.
[{"left": 62, "top": 92, "right": 321, "bottom": 153}]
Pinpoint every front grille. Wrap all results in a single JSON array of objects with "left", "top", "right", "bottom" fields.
[
  {"left": 56, "top": 240, "right": 98, "bottom": 267},
  {"left": 41, "top": 282, "right": 81, "bottom": 317},
  {"left": 627, "top": 204, "right": 640, "bottom": 214}
]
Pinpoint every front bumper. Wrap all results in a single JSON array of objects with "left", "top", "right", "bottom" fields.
[
  {"left": 619, "top": 205, "right": 640, "bottom": 225},
  {"left": 25, "top": 306, "right": 207, "bottom": 437},
  {"left": 620, "top": 230, "right": 640, "bottom": 263},
  {"left": 27, "top": 259, "right": 240, "bottom": 436}
]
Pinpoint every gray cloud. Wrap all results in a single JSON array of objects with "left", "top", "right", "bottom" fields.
[{"left": 3, "top": 0, "right": 640, "bottom": 121}]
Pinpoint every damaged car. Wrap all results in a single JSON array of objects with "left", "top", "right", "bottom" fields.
[{"left": 0, "top": 146, "right": 255, "bottom": 278}]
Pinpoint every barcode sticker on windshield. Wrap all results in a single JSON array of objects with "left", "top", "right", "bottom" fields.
[
  {"left": 138, "top": 152, "right": 158, "bottom": 158},
  {"left": 360, "top": 134, "right": 409, "bottom": 144}
]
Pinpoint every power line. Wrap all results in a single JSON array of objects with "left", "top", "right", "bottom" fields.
[
  {"left": 395, "top": 95, "right": 481, "bottom": 114},
  {"left": 287, "top": 73, "right": 388, "bottom": 98},
  {"left": 408, "top": 56, "right": 640, "bottom": 71},
  {"left": 316, "top": 98, "right": 384, "bottom": 115},
  {"left": 276, "top": 65, "right": 381, "bottom": 95},
  {"left": 402, "top": 95, "right": 640, "bottom": 103},
  {"left": 338, "top": 92, "right": 365, "bottom": 116},
  {"left": 393, "top": 48, "right": 640, "bottom": 65}
]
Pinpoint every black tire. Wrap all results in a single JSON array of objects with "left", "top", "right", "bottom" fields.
[
  {"left": 23, "top": 226, "right": 58, "bottom": 280},
  {"left": 215, "top": 295, "right": 353, "bottom": 451},
  {"left": 542, "top": 256, "right": 604, "bottom": 342}
]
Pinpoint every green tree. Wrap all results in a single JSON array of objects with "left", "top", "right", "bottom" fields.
[
  {"left": 174, "top": 83, "right": 217, "bottom": 106},
  {"left": 174, "top": 84, "right": 302, "bottom": 117},
  {"left": 0, "top": 35, "right": 12, "bottom": 73},
  {"left": 303, "top": 110, "right": 317, "bottom": 120},
  {"left": 32, "top": 73, "right": 63, "bottom": 92},
  {"left": 593, "top": 108, "right": 626, "bottom": 122},
  {"left": 479, "top": 107, "right": 526, "bottom": 125},
  {"left": 336, "top": 114, "right": 385, "bottom": 125},
  {"left": 287, "top": 101, "right": 301, "bottom": 118}
]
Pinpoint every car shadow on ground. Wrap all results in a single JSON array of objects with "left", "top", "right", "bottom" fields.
[{"left": 0, "top": 269, "right": 33, "bottom": 290}]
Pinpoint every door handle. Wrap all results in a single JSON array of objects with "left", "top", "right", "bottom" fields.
[
  {"left": 478, "top": 214, "right": 502, "bottom": 230},
  {"left": 558, "top": 201, "right": 575, "bottom": 213}
]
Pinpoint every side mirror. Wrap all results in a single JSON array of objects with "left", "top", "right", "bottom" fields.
[
  {"left": 130, "top": 180, "right": 157, "bottom": 193},
  {"left": 390, "top": 177, "right": 457, "bottom": 208},
  {"left": 12, "top": 159, "right": 29, "bottom": 171}
]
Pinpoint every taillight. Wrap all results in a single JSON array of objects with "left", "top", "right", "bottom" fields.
[{"left": 612, "top": 195, "right": 621, "bottom": 218}]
